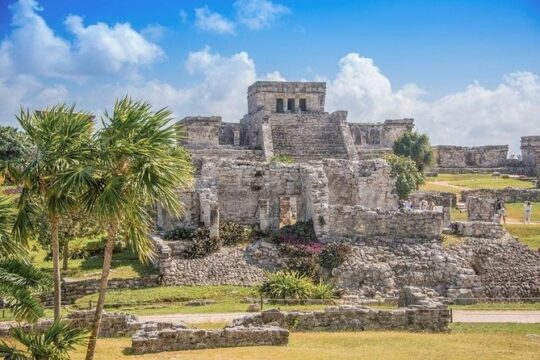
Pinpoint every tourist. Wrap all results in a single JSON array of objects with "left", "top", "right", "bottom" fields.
[
  {"left": 495, "top": 199, "right": 507, "bottom": 225},
  {"left": 524, "top": 201, "right": 533, "bottom": 224}
]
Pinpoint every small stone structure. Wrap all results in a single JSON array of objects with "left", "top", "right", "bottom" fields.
[
  {"left": 461, "top": 188, "right": 540, "bottom": 203},
  {"left": 409, "top": 191, "right": 455, "bottom": 226},
  {"left": 521, "top": 136, "right": 540, "bottom": 175},
  {"left": 433, "top": 145, "right": 509, "bottom": 169},
  {"left": 452, "top": 221, "right": 505, "bottom": 239},
  {"left": 131, "top": 323, "right": 289, "bottom": 354},
  {"left": 0, "top": 311, "right": 145, "bottom": 338},
  {"left": 466, "top": 196, "right": 498, "bottom": 222},
  {"left": 234, "top": 288, "right": 450, "bottom": 333}
]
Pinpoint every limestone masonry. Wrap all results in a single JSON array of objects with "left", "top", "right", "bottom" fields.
[{"left": 152, "top": 81, "right": 540, "bottom": 302}]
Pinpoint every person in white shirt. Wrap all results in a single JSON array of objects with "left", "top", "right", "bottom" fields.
[{"left": 524, "top": 201, "right": 533, "bottom": 224}]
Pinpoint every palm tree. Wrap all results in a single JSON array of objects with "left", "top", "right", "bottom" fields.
[
  {"left": 83, "top": 97, "right": 193, "bottom": 360},
  {"left": 13, "top": 105, "right": 94, "bottom": 320},
  {"left": 0, "top": 194, "right": 51, "bottom": 322},
  {"left": 0, "top": 318, "right": 87, "bottom": 359}
]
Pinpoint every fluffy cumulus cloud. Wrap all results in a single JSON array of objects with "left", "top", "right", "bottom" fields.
[
  {"left": 195, "top": 6, "right": 236, "bottom": 34},
  {"left": 325, "top": 53, "right": 540, "bottom": 152},
  {"left": 234, "top": 0, "right": 290, "bottom": 30}
]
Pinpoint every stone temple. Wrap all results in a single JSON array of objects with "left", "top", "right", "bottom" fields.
[
  {"left": 157, "top": 81, "right": 436, "bottom": 239},
  {"left": 154, "top": 81, "right": 539, "bottom": 301}
]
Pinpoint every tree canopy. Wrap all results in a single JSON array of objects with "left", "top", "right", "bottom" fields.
[
  {"left": 393, "top": 131, "right": 433, "bottom": 172},
  {"left": 0, "top": 125, "right": 32, "bottom": 163},
  {"left": 385, "top": 154, "right": 424, "bottom": 200}
]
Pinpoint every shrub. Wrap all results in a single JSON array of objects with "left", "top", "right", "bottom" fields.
[
  {"left": 272, "top": 221, "right": 317, "bottom": 245},
  {"left": 163, "top": 226, "right": 195, "bottom": 241},
  {"left": 311, "top": 281, "right": 337, "bottom": 299},
  {"left": 260, "top": 271, "right": 314, "bottom": 299},
  {"left": 68, "top": 239, "right": 89, "bottom": 260},
  {"left": 393, "top": 130, "right": 433, "bottom": 172},
  {"left": 385, "top": 154, "right": 424, "bottom": 200},
  {"left": 286, "top": 256, "right": 321, "bottom": 278},
  {"left": 220, "top": 222, "right": 253, "bottom": 246},
  {"left": 319, "top": 243, "right": 352, "bottom": 270},
  {"left": 182, "top": 227, "right": 222, "bottom": 259}
]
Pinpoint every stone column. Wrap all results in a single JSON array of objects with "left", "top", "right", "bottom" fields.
[
  {"left": 258, "top": 199, "right": 270, "bottom": 233},
  {"left": 233, "top": 128, "right": 240, "bottom": 146},
  {"left": 209, "top": 205, "right": 220, "bottom": 239}
]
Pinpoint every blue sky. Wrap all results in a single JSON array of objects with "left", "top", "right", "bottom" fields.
[{"left": 1, "top": 0, "right": 539, "bottom": 151}]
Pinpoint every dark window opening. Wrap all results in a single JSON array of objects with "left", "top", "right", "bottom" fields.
[
  {"left": 287, "top": 98, "right": 295, "bottom": 112},
  {"left": 276, "top": 98, "right": 284, "bottom": 113},
  {"left": 299, "top": 98, "right": 307, "bottom": 112}
]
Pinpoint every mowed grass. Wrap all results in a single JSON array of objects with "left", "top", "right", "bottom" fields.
[
  {"left": 65, "top": 323, "right": 540, "bottom": 360},
  {"left": 505, "top": 224, "right": 540, "bottom": 250},
  {"left": 421, "top": 174, "right": 535, "bottom": 197},
  {"left": 28, "top": 239, "right": 156, "bottom": 280},
  {"left": 505, "top": 202, "right": 540, "bottom": 223}
]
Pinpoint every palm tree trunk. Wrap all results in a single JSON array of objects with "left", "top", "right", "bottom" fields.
[
  {"left": 50, "top": 216, "right": 62, "bottom": 320},
  {"left": 62, "top": 239, "right": 69, "bottom": 271},
  {"left": 85, "top": 221, "right": 117, "bottom": 360}
]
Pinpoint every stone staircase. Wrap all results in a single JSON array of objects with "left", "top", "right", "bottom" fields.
[{"left": 270, "top": 114, "right": 349, "bottom": 161}]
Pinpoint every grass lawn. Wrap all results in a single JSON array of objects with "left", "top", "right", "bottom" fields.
[
  {"left": 28, "top": 239, "right": 156, "bottom": 280},
  {"left": 505, "top": 202, "right": 540, "bottom": 223},
  {"left": 450, "top": 208, "right": 467, "bottom": 221},
  {"left": 450, "top": 303, "right": 540, "bottom": 311},
  {"left": 421, "top": 174, "right": 535, "bottom": 197},
  {"left": 505, "top": 224, "right": 540, "bottom": 250},
  {"left": 64, "top": 323, "right": 540, "bottom": 360}
]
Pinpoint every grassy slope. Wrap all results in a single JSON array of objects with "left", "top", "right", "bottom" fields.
[
  {"left": 68, "top": 324, "right": 540, "bottom": 360},
  {"left": 421, "top": 174, "right": 535, "bottom": 196},
  {"left": 505, "top": 224, "right": 540, "bottom": 250}
]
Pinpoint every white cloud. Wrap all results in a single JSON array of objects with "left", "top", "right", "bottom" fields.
[
  {"left": 325, "top": 53, "right": 540, "bottom": 153},
  {"left": 179, "top": 10, "right": 188, "bottom": 24},
  {"left": 234, "top": 0, "right": 290, "bottom": 30},
  {"left": 0, "top": 0, "right": 164, "bottom": 81},
  {"left": 141, "top": 23, "right": 167, "bottom": 41},
  {"left": 195, "top": 6, "right": 235, "bottom": 34}
]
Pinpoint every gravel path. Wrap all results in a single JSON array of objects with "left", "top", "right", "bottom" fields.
[{"left": 139, "top": 310, "right": 540, "bottom": 325}]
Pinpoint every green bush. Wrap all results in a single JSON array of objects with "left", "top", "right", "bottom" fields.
[
  {"left": 393, "top": 130, "right": 433, "bottom": 172},
  {"left": 260, "top": 271, "right": 314, "bottom": 299},
  {"left": 311, "top": 281, "right": 337, "bottom": 299},
  {"left": 220, "top": 222, "right": 253, "bottom": 246},
  {"left": 182, "top": 227, "right": 222, "bottom": 259},
  {"left": 68, "top": 239, "right": 89, "bottom": 260},
  {"left": 385, "top": 154, "right": 424, "bottom": 200},
  {"left": 319, "top": 243, "right": 352, "bottom": 270},
  {"left": 286, "top": 256, "right": 321, "bottom": 278},
  {"left": 163, "top": 226, "right": 195, "bottom": 241}
]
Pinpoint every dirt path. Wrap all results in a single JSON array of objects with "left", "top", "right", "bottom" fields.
[
  {"left": 427, "top": 181, "right": 471, "bottom": 191},
  {"left": 139, "top": 310, "right": 540, "bottom": 324}
]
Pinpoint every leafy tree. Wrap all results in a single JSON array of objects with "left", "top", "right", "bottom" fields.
[
  {"left": 0, "top": 194, "right": 51, "bottom": 322},
  {"left": 0, "top": 318, "right": 87, "bottom": 359},
  {"left": 393, "top": 131, "right": 433, "bottom": 172},
  {"left": 81, "top": 97, "right": 193, "bottom": 360},
  {"left": 385, "top": 154, "right": 424, "bottom": 200},
  {"left": 0, "top": 125, "right": 32, "bottom": 162},
  {"left": 13, "top": 105, "right": 94, "bottom": 320}
]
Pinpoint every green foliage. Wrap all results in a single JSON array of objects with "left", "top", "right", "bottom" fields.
[
  {"left": 393, "top": 131, "right": 433, "bottom": 171},
  {"left": 385, "top": 154, "right": 424, "bottom": 200},
  {"left": 0, "top": 125, "right": 32, "bottom": 163},
  {"left": 0, "top": 318, "right": 88, "bottom": 360},
  {"left": 260, "top": 271, "right": 336, "bottom": 300},
  {"left": 318, "top": 243, "right": 352, "bottom": 269},
  {"left": 220, "top": 222, "right": 253, "bottom": 245},
  {"left": 260, "top": 271, "right": 314, "bottom": 299},
  {"left": 163, "top": 226, "right": 195, "bottom": 241},
  {"left": 286, "top": 256, "right": 321, "bottom": 278},
  {"left": 273, "top": 221, "right": 317, "bottom": 244},
  {"left": 270, "top": 154, "right": 294, "bottom": 164},
  {"left": 182, "top": 227, "right": 222, "bottom": 259}
]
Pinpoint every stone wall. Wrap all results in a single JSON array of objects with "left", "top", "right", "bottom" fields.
[
  {"left": 410, "top": 191, "right": 455, "bottom": 226},
  {"left": 326, "top": 207, "right": 444, "bottom": 240},
  {"left": 132, "top": 323, "right": 289, "bottom": 354},
  {"left": 233, "top": 305, "right": 450, "bottom": 333},
  {"left": 466, "top": 196, "right": 497, "bottom": 222},
  {"left": 521, "top": 136, "right": 540, "bottom": 175},
  {"left": 349, "top": 119, "right": 414, "bottom": 148},
  {"left": 461, "top": 188, "right": 540, "bottom": 203},
  {"left": 177, "top": 116, "right": 221, "bottom": 146},
  {"left": 452, "top": 221, "right": 505, "bottom": 239},
  {"left": 154, "top": 236, "right": 264, "bottom": 286},
  {"left": 433, "top": 145, "right": 508, "bottom": 168}
]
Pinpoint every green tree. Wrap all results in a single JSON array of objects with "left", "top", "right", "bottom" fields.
[
  {"left": 385, "top": 154, "right": 424, "bottom": 200},
  {"left": 393, "top": 131, "right": 433, "bottom": 172},
  {"left": 0, "top": 194, "right": 51, "bottom": 322},
  {"left": 0, "top": 318, "right": 87, "bottom": 359},
  {"left": 13, "top": 105, "right": 94, "bottom": 320},
  {"left": 82, "top": 97, "right": 193, "bottom": 360},
  {"left": 0, "top": 125, "right": 32, "bottom": 162}
]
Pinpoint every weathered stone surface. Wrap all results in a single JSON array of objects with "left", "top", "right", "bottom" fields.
[
  {"left": 461, "top": 188, "right": 540, "bottom": 203},
  {"left": 433, "top": 145, "right": 509, "bottom": 168},
  {"left": 466, "top": 196, "right": 498, "bottom": 222},
  {"left": 131, "top": 323, "right": 289, "bottom": 354},
  {"left": 233, "top": 304, "right": 450, "bottom": 333},
  {"left": 452, "top": 221, "right": 505, "bottom": 239}
]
